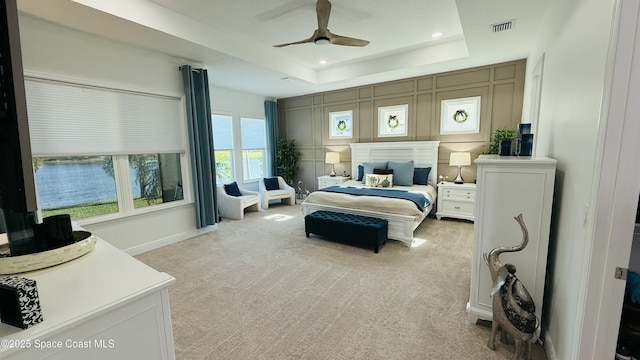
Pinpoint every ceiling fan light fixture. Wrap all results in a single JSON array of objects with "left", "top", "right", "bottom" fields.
[{"left": 315, "top": 37, "right": 330, "bottom": 45}]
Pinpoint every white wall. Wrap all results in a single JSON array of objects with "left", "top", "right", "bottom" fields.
[
  {"left": 17, "top": 15, "right": 270, "bottom": 253},
  {"left": 17, "top": 14, "right": 206, "bottom": 254},
  {"left": 524, "top": 0, "right": 617, "bottom": 358}
]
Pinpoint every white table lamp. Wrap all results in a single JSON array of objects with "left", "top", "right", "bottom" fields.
[
  {"left": 449, "top": 152, "right": 471, "bottom": 184},
  {"left": 325, "top": 152, "right": 340, "bottom": 177}
]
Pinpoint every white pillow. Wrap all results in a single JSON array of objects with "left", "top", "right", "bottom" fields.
[{"left": 365, "top": 174, "right": 393, "bottom": 188}]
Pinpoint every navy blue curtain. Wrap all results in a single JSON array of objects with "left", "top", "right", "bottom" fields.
[
  {"left": 181, "top": 65, "right": 218, "bottom": 228},
  {"left": 264, "top": 100, "right": 279, "bottom": 176}
]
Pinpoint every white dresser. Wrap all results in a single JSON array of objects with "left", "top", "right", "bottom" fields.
[
  {"left": 467, "top": 155, "right": 556, "bottom": 326},
  {"left": 317, "top": 175, "right": 350, "bottom": 189},
  {"left": 436, "top": 181, "right": 476, "bottom": 221},
  {"left": 0, "top": 238, "right": 176, "bottom": 359}
]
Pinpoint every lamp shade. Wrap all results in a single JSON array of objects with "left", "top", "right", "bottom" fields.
[
  {"left": 325, "top": 152, "right": 340, "bottom": 164},
  {"left": 449, "top": 152, "right": 471, "bottom": 166}
]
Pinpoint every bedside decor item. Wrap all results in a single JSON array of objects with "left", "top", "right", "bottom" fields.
[
  {"left": 440, "top": 96, "right": 481, "bottom": 134},
  {"left": 378, "top": 104, "right": 408, "bottom": 137},
  {"left": 325, "top": 152, "right": 340, "bottom": 176},
  {"left": 0, "top": 275, "right": 43, "bottom": 329},
  {"left": 329, "top": 110, "right": 352, "bottom": 139},
  {"left": 484, "top": 214, "right": 538, "bottom": 360},
  {"left": 449, "top": 152, "right": 471, "bottom": 184}
]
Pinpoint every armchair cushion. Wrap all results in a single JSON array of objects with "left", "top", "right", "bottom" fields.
[
  {"left": 224, "top": 181, "right": 242, "bottom": 196},
  {"left": 264, "top": 177, "right": 280, "bottom": 191}
]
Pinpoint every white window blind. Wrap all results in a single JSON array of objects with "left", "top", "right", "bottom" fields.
[{"left": 25, "top": 78, "right": 185, "bottom": 156}]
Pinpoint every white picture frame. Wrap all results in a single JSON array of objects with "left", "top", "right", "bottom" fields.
[
  {"left": 440, "top": 96, "right": 481, "bottom": 135},
  {"left": 378, "top": 104, "right": 408, "bottom": 137},
  {"left": 329, "top": 110, "right": 353, "bottom": 139}
]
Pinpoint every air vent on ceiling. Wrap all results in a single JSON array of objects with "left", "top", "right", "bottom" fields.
[{"left": 491, "top": 19, "right": 515, "bottom": 33}]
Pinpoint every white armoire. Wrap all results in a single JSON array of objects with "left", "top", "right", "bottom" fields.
[{"left": 467, "top": 155, "right": 556, "bottom": 326}]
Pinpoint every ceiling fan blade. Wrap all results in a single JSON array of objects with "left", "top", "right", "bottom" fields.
[
  {"left": 327, "top": 31, "right": 369, "bottom": 47},
  {"left": 274, "top": 29, "right": 319, "bottom": 47},
  {"left": 316, "top": 0, "right": 331, "bottom": 32},
  {"left": 273, "top": 37, "right": 315, "bottom": 48},
  {"left": 273, "top": 0, "right": 369, "bottom": 48}
]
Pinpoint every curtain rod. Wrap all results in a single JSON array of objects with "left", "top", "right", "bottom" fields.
[{"left": 178, "top": 65, "right": 204, "bottom": 73}]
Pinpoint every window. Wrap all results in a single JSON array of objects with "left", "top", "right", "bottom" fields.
[
  {"left": 34, "top": 154, "right": 184, "bottom": 219},
  {"left": 25, "top": 77, "right": 187, "bottom": 222},
  {"left": 212, "top": 114, "right": 234, "bottom": 184},
  {"left": 241, "top": 117, "right": 267, "bottom": 181},
  {"left": 34, "top": 156, "right": 119, "bottom": 219},
  {"left": 129, "top": 153, "right": 183, "bottom": 209},
  {"left": 212, "top": 113, "right": 268, "bottom": 183}
]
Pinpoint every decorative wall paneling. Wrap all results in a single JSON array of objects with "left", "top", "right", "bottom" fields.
[{"left": 278, "top": 59, "right": 526, "bottom": 190}]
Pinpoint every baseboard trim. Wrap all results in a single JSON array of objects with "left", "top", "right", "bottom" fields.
[
  {"left": 124, "top": 224, "right": 218, "bottom": 256},
  {"left": 544, "top": 331, "right": 558, "bottom": 360}
]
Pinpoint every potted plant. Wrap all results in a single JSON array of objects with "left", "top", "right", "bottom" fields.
[
  {"left": 276, "top": 138, "right": 300, "bottom": 186},
  {"left": 486, "top": 126, "right": 517, "bottom": 155}
]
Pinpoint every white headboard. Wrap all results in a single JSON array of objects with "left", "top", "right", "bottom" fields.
[{"left": 350, "top": 141, "right": 440, "bottom": 186}]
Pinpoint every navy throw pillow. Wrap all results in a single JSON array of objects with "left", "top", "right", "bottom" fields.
[
  {"left": 357, "top": 165, "right": 364, "bottom": 181},
  {"left": 264, "top": 177, "right": 280, "bottom": 190},
  {"left": 373, "top": 168, "right": 394, "bottom": 175},
  {"left": 224, "top": 181, "right": 242, "bottom": 196},
  {"left": 413, "top": 167, "right": 432, "bottom": 185}
]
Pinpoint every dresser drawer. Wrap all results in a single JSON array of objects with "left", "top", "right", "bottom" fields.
[
  {"left": 443, "top": 187, "right": 475, "bottom": 201},
  {"left": 442, "top": 200, "right": 474, "bottom": 216}
]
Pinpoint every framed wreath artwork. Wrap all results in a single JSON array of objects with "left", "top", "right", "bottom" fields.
[
  {"left": 440, "top": 96, "right": 481, "bottom": 135},
  {"left": 329, "top": 110, "right": 353, "bottom": 139},
  {"left": 378, "top": 104, "right": 408, "bottom": 137}
]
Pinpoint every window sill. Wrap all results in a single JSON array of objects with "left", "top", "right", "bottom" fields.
[{"left": 75, "top": 200, "right": 193, "bottom": 227}]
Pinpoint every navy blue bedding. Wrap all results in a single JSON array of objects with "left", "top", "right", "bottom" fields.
[{"left": 318, "top": 186, "right": 430, "bottom": 211}]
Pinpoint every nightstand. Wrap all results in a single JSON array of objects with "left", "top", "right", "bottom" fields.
[
  {"left": 436, "top": 181, "right": 476, "bottom": 221},
  {"left": 317, "top": 175, "right": 350, "bottom": 189}
]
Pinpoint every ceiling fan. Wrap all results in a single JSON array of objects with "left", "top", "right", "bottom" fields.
[{"left": 273, "top": 0, "right": 369, "bottom": 48}]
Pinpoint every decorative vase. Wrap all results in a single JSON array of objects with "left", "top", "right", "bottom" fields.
[
  {"left": 519, "top": 134, "right": 534, "bottom": 156},
  {"left": 499, "top": 139, "right": 513, "bottom": 156}
]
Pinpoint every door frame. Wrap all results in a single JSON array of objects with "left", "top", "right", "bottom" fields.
[{"left": 577, "top": 0, "right": 640, "bottom": 357}]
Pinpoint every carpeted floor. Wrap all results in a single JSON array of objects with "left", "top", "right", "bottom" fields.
[{"left": 136, "top": 204, "right": 547, "bottom": 360}]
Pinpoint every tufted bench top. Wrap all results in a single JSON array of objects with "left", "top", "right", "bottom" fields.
[
  {"left": 304, "top": 210, "right": 388, "bottom": 253},
  {"left": 306, "top": 210, "right": 386, "bottom": 227}
]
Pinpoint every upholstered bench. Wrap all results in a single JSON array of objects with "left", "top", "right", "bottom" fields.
[{"left": 304, "top": 210, "right": 388, "bottom": 253}]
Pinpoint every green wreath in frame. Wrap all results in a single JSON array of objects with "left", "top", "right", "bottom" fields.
[
  {"left": 337, "top": 120, "right": 347, "bottom": 131},
  {"left": 387, "top": 115, "right": 400, "bottom": 129},
  {"left": 453, "top": 109, "right": 469, "bottom": 123}
]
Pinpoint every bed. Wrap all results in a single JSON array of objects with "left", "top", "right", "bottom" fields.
[{"left": 301, "top": 141, "right": 440, "bottom": 247}]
